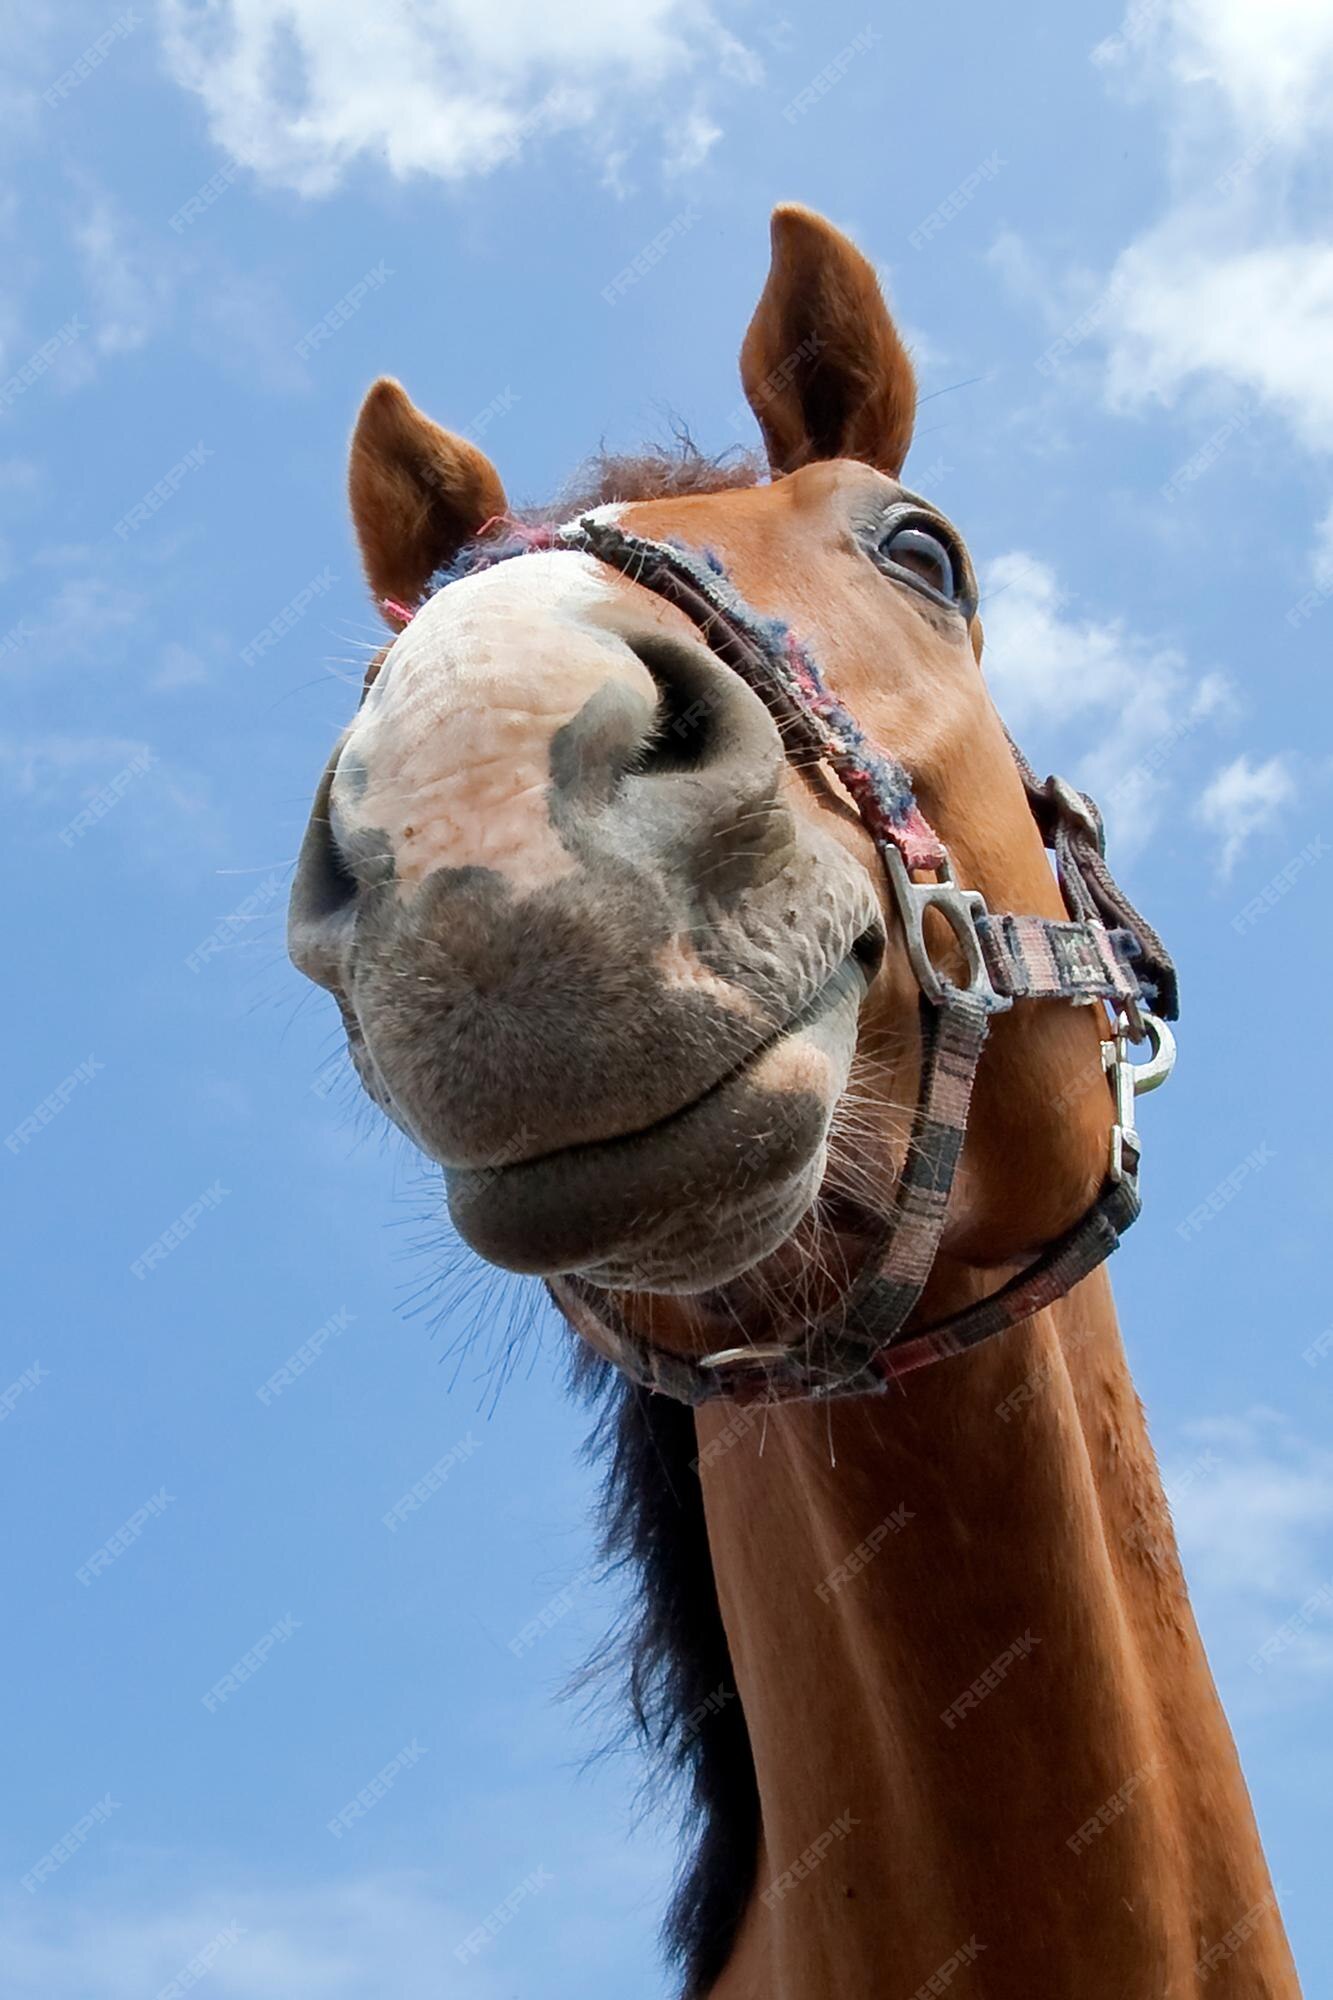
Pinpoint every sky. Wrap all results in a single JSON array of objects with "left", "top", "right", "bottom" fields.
[{"left": 2, "top": 0, "right": 1331, "bottom": 1993}]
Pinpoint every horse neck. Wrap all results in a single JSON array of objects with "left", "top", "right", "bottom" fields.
[{"left": 696, "top": 1264, "right": 1300, "bottom": 1999}]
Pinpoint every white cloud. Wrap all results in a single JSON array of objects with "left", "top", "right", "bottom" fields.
[
  {"left": 1103, "top": 233, "right": 1333, "bottom": 453},
  {"left": 0, "top": 732, "right": 151, "bottom": 802},
  {"left": 1195, "top": 752, "right": 1295, "bottom": 876},
  {"left": 0, "top": 1873, "right": 507, "bottom": 2000},
  {"left": 21, "top": 575, "right": 147, "bottom": 669},
  {"left": 979, "top": 550, "right": 1232, "bottom": 851},
  {"left": 1311, "top": 501, "right": 1333, "bottom": 585},
  {"left": 996, "top": 2, "right": 1333, "bottom": 509},
  {"left": 157, "top": 0, "right": 755, "bottom": 196},
  {"left": 1167, "top": 1409, "right": 1333, "bottom": 1691},
  {"left": 1171, "top": 1409, "right": 1333, "bottom": 1601},
  {"left": 71, "top": 186, "right": 174, "bottom": 357},
  {"left": 1133, "top": 0, "right": 1333, "bottom": 140},
  {"left": 153, "top": 641, "right": 211, "bottom": 692}
]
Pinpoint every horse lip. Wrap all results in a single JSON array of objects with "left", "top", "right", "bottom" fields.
[
  {"left": 443, "top": 951, "right": 870, "bottom": 1278},
  {"left": 473, "top": 946, "right": 874, "bottom": 1179}
]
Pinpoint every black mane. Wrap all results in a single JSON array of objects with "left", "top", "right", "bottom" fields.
[{"left": 573, "top": 1349, "right": 759, "bottom": 1996}]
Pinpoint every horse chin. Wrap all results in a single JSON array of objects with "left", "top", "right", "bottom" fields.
[
  {"left": 573, "top": 1151, "right": 828, "bottom": 1293},
  {"left": 444, "top": 955, "right": 867, "bottom": 1288}
]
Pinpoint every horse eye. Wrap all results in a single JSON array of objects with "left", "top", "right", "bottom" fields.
[{"left": 880, "top": 524, "right": 958, "bottom": 602}]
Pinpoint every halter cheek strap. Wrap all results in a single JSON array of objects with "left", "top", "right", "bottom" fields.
[{"left": 430, "top": 514, "right": 1178, "bottom": 1406}]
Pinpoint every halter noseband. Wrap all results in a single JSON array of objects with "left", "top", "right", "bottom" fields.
[{"left": 408, "top": 513, "right": 1178, "bottom": 1406}]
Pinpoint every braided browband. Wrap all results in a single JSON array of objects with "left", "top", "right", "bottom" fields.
[{"left": 420, "top": 513, "right": 1178, "bottom": 1405}]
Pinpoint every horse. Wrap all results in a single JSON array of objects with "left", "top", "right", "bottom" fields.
[{"left": 286, "top": 205, "right": 1301, "bottom": 1998}]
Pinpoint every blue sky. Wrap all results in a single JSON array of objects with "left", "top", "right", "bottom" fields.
[{"left": 3, "top": 1, "right": 1331, "bottom": 1992}]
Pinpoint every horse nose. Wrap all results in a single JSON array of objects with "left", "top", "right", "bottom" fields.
[
  {"left": 286, "top": 616, "right": 806, "bottom": 1167},
  {"left": 290, "top": 618, "right": 793, "bottom": 984},
  {"left": 547, "top": 629, "right": 791, "bottom": 884}
]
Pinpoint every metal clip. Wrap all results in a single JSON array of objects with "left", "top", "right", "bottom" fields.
[
  {"left": 1102, "top": 1009, "right": 1176, "bottom": 1183},
  {"left": 883, "top": 846, "right": 1008, "bottom": 1010},
  {"left": 1046, "top": 774, "right": 1105, "bottom": 852}
]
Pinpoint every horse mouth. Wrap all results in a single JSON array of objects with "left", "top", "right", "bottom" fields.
[{"left": 444, "top": 945, "right": 875, "bottom": 1288}]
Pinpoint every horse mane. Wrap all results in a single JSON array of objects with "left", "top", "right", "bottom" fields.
[
  {"left": 572, "top": 1347, "right": 759, "bottom": 1998},
  {"left": 552, "top": 435, "right": 762, "bottom": 1996},
  {"left": 454, "top": 430, "right": 765, "bottom": 1990},
  {"left": 528, "top": 434, "right": 764, "bottom": 519}
]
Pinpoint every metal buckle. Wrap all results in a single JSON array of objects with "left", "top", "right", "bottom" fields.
[
  {"left": 1102, "top": 1009, "right": 1175, "bottom": 1183},
  {"left": 697, "top": 1342, "right": 793, "bottom": 1378},
  {"left": 883, "top": 846, "right": 1007, "bottom": 1009}
]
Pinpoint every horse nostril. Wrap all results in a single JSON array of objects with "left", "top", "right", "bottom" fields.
[
  {"left": 625, "top": 634, "right": 719, "bottom": 775},
  {"left": 288, "top": 760, "right": 359, "bottom": 977},
  {"left": 852, "top": 923, "right": 886, "bottom": 979}
]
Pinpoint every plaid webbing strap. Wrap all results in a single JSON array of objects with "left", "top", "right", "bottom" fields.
[
  {"left": 439, "top": 512, "right": 1176, "bottom": 1406},
  {"left": 548, "top": 971, "right": 1142, "bottom": 1407}
]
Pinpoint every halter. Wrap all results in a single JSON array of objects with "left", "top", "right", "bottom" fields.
[{"left": 404, "top": 512, "right": 1178, "bottom": 1406}]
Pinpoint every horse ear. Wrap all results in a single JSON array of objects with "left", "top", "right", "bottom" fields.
[
  {"left": 740, "top": 205, "right": 916, "bottom": 478},
  {"left": 348, "top": 378, "right": 507, "bottom": 620}
]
